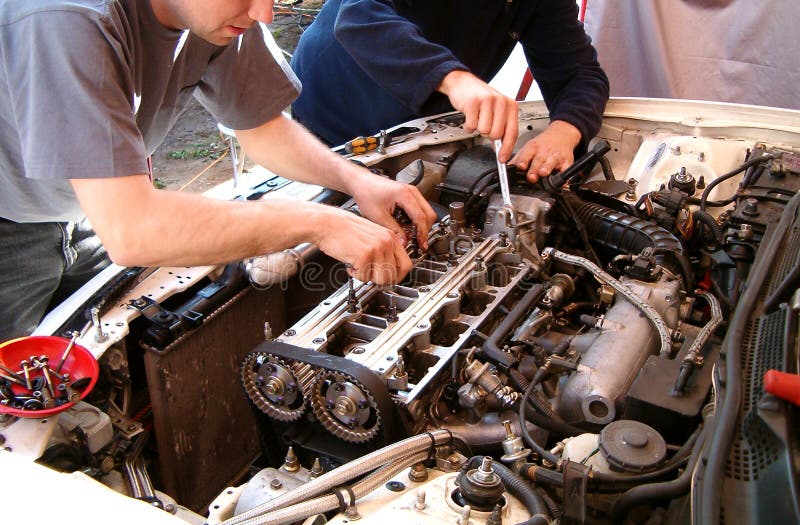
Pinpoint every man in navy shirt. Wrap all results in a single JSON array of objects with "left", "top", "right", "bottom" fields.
[{"left": 290, "top": 0, "right": 609, "bottom": 182}]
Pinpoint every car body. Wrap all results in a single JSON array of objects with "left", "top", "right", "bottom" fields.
[{"left": 1, "top": 98, "right": 798, "bottom": 525}]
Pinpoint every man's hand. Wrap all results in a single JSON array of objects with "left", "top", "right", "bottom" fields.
[
  {"left": 347, "top": 171, "right": 437, "bottom": 250},
  {"left": 313, "top": 205, "right": 413, "bottom": 285},
  {"left": 509, "top": 120, "right": 582, "bottom": 183},
  {"left": 438, "top": 70, "right": 518, "bottom": 162}
]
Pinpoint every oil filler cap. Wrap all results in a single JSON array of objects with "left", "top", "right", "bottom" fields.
[{"left": 598, "top": 420, "right": 667, "bottom": 473}]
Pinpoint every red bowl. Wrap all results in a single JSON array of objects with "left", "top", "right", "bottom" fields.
[{"left": 0, "top": 335, "right": 99, "bottom": 418}]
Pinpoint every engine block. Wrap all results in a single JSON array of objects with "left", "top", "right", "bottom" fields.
[{"left": 241, "top": 192, "right": 553, "bottom": 442}]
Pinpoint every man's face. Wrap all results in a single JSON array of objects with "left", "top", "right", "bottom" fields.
[{"left": 151, "top": 0, "right": 275, "bottom": 45}]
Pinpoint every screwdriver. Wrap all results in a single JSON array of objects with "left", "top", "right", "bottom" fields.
[{"left": 345, "top": 135, "right": 379, "bottom": 155}]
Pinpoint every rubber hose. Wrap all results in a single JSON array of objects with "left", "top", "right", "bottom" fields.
[
  {"left": 699, "top": 154, "right": 775, "bottom": 212},
  {"left": 519, "top": 381, "right": 561, "bottom": 465},
  {"left": 523, "top": 400, "right": 585, "bottom": 437},
  {"left": 651, "top": 248, "right": 695, "bottom": 292},
  {"left": 508, "top": 368, "right": 561, "bottom": 421},
  {"left": 610, "top": 427, "right": 707, "bottom": 522},
  {"left": 537, "top": 487, "right": 561, "bottom": 518},
  {"left": 566, "top": 195, "right": 683, "bottom": 256},
  {"left": 564, "top": 194, "right": 692, "bottom": 288},
  {"left": 467, "top": 457, "right": 551, "bottom": 525},
  {"left": 692, "top": 209, "right": 724, "bottom": 247},
  {"left": 482, "top": 284, "right": 545, "bottom": 370}
]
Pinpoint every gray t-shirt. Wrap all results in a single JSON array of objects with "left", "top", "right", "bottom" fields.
[{"left": 0, "top": 0, "right": 300, "bottom": 222}]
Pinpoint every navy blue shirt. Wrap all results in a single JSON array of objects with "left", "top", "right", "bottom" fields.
[{"left": 290, "top": 0, "right": 609, "bottom": 148}]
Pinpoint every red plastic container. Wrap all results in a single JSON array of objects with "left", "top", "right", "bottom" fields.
[{"left": 0, "top": 335, "right": 99, "bottom": 418}]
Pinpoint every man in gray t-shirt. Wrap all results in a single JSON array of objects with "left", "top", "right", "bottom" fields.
[{"left": 0, "top": 0, "right": 436, "bottom": 340}]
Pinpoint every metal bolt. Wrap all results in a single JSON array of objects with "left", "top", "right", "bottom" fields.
[
  {"left": 0, "top": 363, "right": 25, "bottom": 385},
  {"left": 471, "top": 228, "right": 482, "bottom": 242},
  {"left": 19, "top": 360, "right": 32, "bottom": 390},
  {"left": 310, "top": 457, "right": 324, "bottom": 478},
  {"left": 487, "top": 504, "right": 503, "bottom": 525},
  {"left": 347, "top": 272, "right": 359, "bottom": 313},
  {"left": 449, "top": 454, "right": 461, "bottom": 469},
  {"left": 130, "top": 297, "right": 147, "bottom": 308},
  {"left": 386, "top": 293, "right": 398, "bottom": 323},
  {"left": 737, "top": 224, "right": 754, "bottom": 240},
  {"left": 474, "top": 457, "right": 497, "bottom": 484},
  {"left": 625, "top": 178, "right": 638, "bottom": 201},
  {"left": 414, "top": 489, "right": 426, "bottom": 511},
  {"left": 0, "top": 372, "right": 26, "bottom": 388},
  {"left": 394, "top": 356, "right": 407, "bottom": 378},
  {"left": 457, "top": 505, "right": 472, "bottom": 525},
  {"left": 743, "top": 198, "right": 759, "bottom": 216},
  {"left": 503, "top": 420, "right": 515, "bottom": 440},
  {"left": 499, "top": 232, "right": 509, "bottom": 247},
  {"left": 34, "top": 389, "right": 55, "bottom": 409},
  {"left": 408, "top": 462, "right": 428, "bottom": 483},
  {"left": 270, "top": 478, "right": 283, "bottom": 489},
  {"left": 91, "top": 306, "right": 108, "bottom": 342},
  {"left": 283, "top": 446, "right": 299, "bottom": 472},
  {"left": 334, "top": 396, "right": 356, "bottom": 417}
]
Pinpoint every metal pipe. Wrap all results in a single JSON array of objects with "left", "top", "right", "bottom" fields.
[
  {"left": 542, "top": 248, "right": 672, "bottom": 357},
  {"left": 235, "top": 451, "right": 429, "bottom": 525},
  {"left": 223, "top": 429, "right": 456, "bottom": 525},
  {"left": 122, "top": 430, "right": 162, "bottom": 508},
  {"left": 674, "top": 291, "right": 723, "bottom": 393}
]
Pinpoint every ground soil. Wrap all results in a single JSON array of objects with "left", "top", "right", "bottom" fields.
[{"left": 152, "top": 2, "right": 324, "bottom": 193}]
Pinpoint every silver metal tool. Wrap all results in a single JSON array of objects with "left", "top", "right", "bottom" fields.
[{"left": 494, "top": 139, "right": 515, "bottom": 221}]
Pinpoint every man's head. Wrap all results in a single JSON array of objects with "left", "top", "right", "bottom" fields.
[{"left": 151, "top": 0, "right": 275, "bottom": 45}]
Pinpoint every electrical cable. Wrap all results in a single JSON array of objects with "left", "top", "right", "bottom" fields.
[{"left": 699, "top": 154, "right": 775, "bottom": 212}]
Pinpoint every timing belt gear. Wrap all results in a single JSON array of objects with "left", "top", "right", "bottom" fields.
[
  {"left": 242, "top": 340, "right": 399, "bottom": 443},
  {"left": 311, "top": 370, "right": 381, "bottom": 443},
  {"left": 241, "top": 353, "right": 307, "bottom": 422}
]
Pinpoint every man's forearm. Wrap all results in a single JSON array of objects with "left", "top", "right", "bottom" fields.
[
  {"left": 236, "top": 114, "right": 368, "bottom": 198},
  {"left": 72, "top": 174, "right": 340, "bottom": 268}
]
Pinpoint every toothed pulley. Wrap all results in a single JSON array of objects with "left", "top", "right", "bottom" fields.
[
  {"left": 242, "top": 353, "right": 306, "bottom": 422},
  {"left": 311, "top": 371, "right": 381, "bottom": 443}
]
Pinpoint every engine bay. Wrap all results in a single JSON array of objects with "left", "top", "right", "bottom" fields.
[{"left": 2, "top": 99, "right": 799, "bottom": 525}]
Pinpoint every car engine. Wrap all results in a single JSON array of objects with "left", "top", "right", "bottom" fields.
[{"left": 1, "top": 99, "right": 798, "bottom": 525}]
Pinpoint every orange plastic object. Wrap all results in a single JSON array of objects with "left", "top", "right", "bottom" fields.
[
  {"left": 0, "top": 335, "right": 99, "bottom": 418},
  {"left": 764, "top": 369, "right": 800, "bottom": 407}
]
